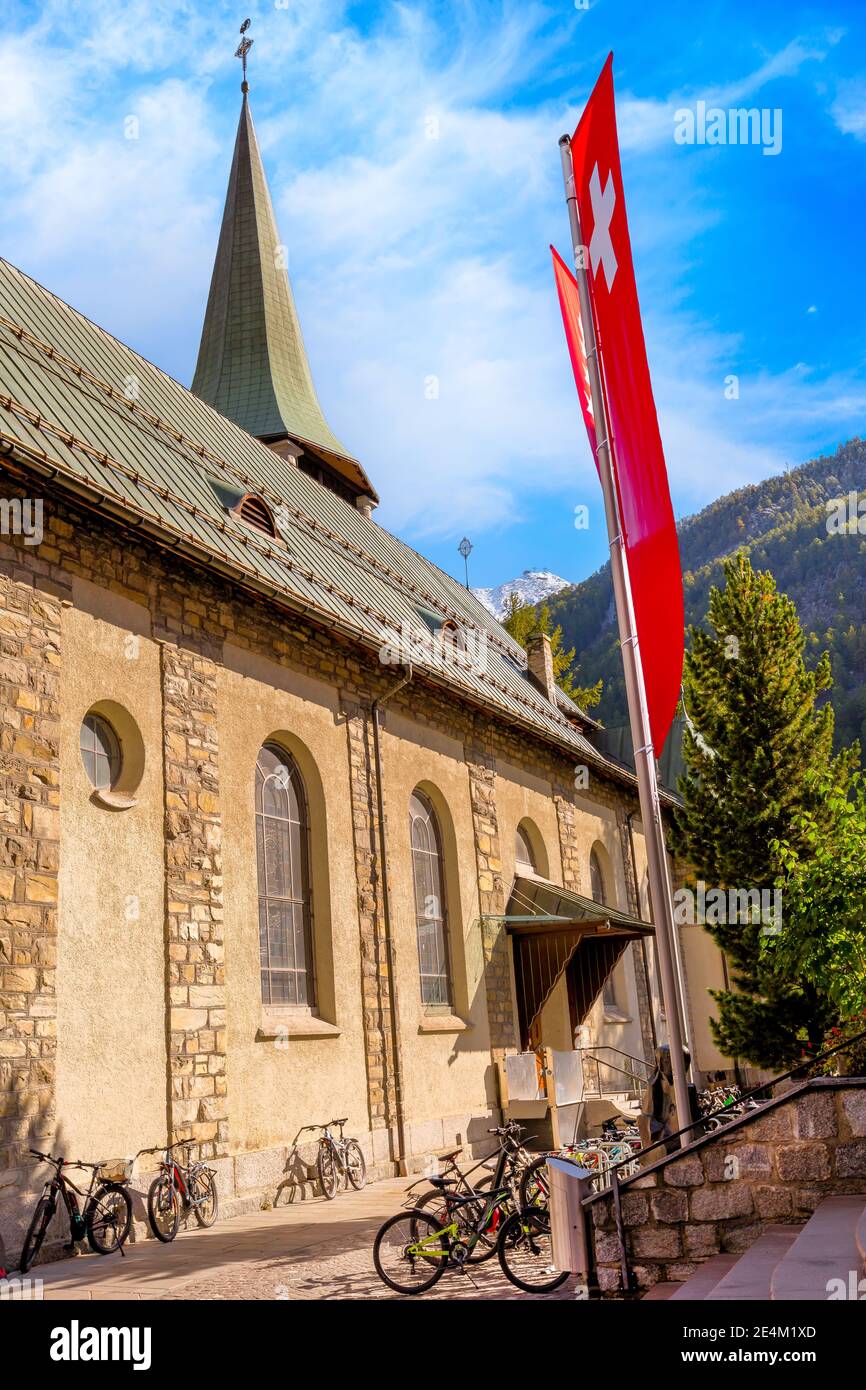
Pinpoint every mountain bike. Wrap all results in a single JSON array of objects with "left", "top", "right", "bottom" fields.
[
  {"left": 407, "top": 1122, "right": 535, "bottom": 1263},
  {"left": 374, "top": 1175, "right": 569, "bottom": 1296},
  {"left": 295, "top": 1118, "right": 366, "bottom": 1200},
  {"left": 140, "top": 1140, "right": 219, "bottom": 1243},
  {"left": 374, "top": 1176, "right": 514, "bottom": 1293},
  {"left": 19, "top": 1150, "right": 133, "bottom": 1273}
]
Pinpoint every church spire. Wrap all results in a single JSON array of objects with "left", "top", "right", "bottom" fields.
[{"left": 192, "top": 23, "right": 376, "bottom": 506}]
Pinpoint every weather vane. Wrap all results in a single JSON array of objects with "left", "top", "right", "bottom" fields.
[
  {"left": 235, "top": 18, "right": 253, "bottom": 93},
  {"left": 458, "top": 537, "right": 473, "bottom": 589}
]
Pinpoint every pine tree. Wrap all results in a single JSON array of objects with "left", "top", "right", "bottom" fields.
[
  {"left": 672, "top": 552, "right": 859, "bottom": 1068},
  {"left": 502, "top": 594, "right": 602, "bottom": 711}
]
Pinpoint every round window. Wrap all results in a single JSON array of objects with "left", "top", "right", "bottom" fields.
[{"left": 79, "top": 713, "right": 122, "bottom": 791}]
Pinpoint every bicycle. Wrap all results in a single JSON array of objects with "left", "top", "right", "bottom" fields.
[
  {"left": 295, "top": 1118, "right": 366, "bottom": 1200},
  {"left": 407, "top": 1123, "right": 535, "bottom": 1263},
  {"left": 520, "top": 1135, "right": 641, "bottom": 1208},
  {"left": 373, "top": 1177, "right": 508, "bottom": 1293},
  {"left": 19, "top": 1150, "right": 133, "bottom": 1273},
  {"left": 374, "top": 1175, "right": 569, "bottom": 1296},
  {"left": 140, "top": 1140, "right": 219, "bottom": 1243}
]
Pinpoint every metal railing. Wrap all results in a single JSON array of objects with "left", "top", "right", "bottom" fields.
[
  {"left": 576, "top": 1046, "right": 654, "bottom": 1099},
  {"left": 587, "top": 1027, "right": 866, "bottom": 1296}
]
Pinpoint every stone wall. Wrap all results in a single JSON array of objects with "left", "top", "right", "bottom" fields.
[
  {"left": 344, "top": 698, "right": 402, "bottom": 1163},
  {"left": 0, "top": 473, "right": 663, "bottom": 1258},
  {"left": 0, "top": 573, "right": 61, "bottom": 1173},
  {"left": 590, "top": 1079, "right": 866, "bottom": 1292},
  {"left": 161, "top": 642, "right": 227, "bottom": 1159}
]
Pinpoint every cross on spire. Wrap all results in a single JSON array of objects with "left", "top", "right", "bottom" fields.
[{"left": 235, "top": 17, "right": 253, "bottom": 93}]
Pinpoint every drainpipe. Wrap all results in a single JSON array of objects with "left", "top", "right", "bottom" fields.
[{"left": 371, "top": 665, "right": 413, "bottom": 1175}]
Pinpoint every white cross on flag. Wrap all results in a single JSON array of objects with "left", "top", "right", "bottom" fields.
[{"left": 552, "top": 54, "right": 684, "bottom": 755}]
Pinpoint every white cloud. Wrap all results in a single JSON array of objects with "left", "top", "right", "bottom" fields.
[
  {"left": 831, "top": 77, "right": 866, "bottom": 139},
  {"left": 0, "top": 3, "right": 861, "bottom": 550}
]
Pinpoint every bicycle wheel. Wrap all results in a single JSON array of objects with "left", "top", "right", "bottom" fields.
[
  {"left": 497, "top": 1208, "right": 569, "bottom": 1294},
  {"left": 19, "top": 1194, "right": 55, "bottom": 1274},
  {"left": 147, "top": 1174, "right": 180, "bottom": 1242},
  {"left": 373, "top": 1210, "right": 449, "bottom": 1294},
  {"left": 86, "top": 1184, "right": 132, "bottom": 1255},
  {"left": 344, "top": 1140, "right": 366, "bottom": 1191},
  {"left": 190, "top": 1168, "right": 219, "bottom": 1228},
  {"left": 412, "top": 1187, "right": 450, "bottom": 1224},
  {"left": 519, "top": 1155, "right": 550, "bottom": 1210},
  {"left": 318, "top": 1141, "right": 340, "bottom": 1200}
]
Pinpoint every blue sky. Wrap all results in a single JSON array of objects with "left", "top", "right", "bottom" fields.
[{"left": 2, "top": 1, "right": 866, "bottom": 590}]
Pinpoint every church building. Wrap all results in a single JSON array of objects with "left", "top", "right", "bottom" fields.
[{"left": 0, "top": 77, "right": 727, "bottom": 1253}]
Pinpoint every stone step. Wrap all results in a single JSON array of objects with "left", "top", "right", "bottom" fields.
[
  {"left": 668, "top": 1252, "right": 740, "bottom": 1300},
  {"left": 705, "top": 1227, "right": 798, "bottom": 1301},
  {"left": 771, "top": 1195, "right": 866, "bottom": 1301},
  {"left": 642, "top": 1281, "right": 679, "bottom": 1300}
]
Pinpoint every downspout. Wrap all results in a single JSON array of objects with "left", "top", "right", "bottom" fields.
[{"left": 371, "top": 665, "right": 413, "bottom": 1175}]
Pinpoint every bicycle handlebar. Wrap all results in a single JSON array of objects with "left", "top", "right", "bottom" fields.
[
  {"left": 28, "top": 1150, "right": 101, "bottom": 1170},
  {"left": 134, "top": 1139, "right": 192, "bottom": 1158}
]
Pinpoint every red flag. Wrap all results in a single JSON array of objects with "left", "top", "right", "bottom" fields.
[
  {"left": 556, "top": 53, "right": 683, "bottom": 754},
  {"left": 551, "top": 246, "right": 596, "bottom": 453}
]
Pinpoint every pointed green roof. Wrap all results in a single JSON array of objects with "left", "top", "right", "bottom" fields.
[{"left": 192, "top": 95, "right": 376, "bottom": 500}]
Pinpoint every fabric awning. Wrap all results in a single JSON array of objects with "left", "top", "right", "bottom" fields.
[{"left": 502, "top": 876, "right": 654, "bottom": 1050}]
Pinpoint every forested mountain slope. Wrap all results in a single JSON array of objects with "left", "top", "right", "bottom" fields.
[{"left": 545, "top": 437, "right": 866, "bottom": 753}]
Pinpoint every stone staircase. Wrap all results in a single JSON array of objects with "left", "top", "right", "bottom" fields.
[{"left": 643, "top": 1195, "right": 866, "bottom": 1301}]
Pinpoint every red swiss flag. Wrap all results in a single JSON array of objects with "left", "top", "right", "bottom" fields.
[{"left": 554, "top": 53, "right": 683, "bottom": 756}]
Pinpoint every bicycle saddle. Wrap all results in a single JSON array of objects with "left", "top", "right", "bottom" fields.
[
  {"left": 428, "top": 1175, "right": 457, "bottom": 1189},
  {"left": 331, "top": 1117, "right": 348, "bottom": 1125}
]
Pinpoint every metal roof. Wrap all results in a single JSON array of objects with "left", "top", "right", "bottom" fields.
[
  {"left": 504, "top": 876, "right": 652, "bottom": 1048},
  {"left": 503, "top": 876, "right": 654, "bottom": 934},
  {"left": 0, "top": 252, "right": 640, "bottom": 783}
]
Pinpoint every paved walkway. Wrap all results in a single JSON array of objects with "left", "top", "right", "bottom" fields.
[{"left": 30, "top": 1177, "right": 581, "bottom": 1301}]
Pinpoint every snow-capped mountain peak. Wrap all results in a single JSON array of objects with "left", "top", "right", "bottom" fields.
[{"left": 473, "top": 570, "right": 571, "bottom": 621}]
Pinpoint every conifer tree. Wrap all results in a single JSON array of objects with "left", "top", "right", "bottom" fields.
[
  {"left": 672, "top": 553, "right": 858, "bottom": 1067},
  {"left": 502, "top": 594, "right": 602, "bottom": 710}
]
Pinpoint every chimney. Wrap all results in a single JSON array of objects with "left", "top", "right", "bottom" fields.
[
  {"left": 525, "top": 631, "right": 558, "bottom": 706},
  {"left": 355, "top": 494, "right": 377, "bottom": 520}
]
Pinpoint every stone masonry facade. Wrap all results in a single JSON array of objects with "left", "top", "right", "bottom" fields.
[
  {"left": 589, "top": 1079, "right": 866, "bottom": 1292},
  {"left": 161, "top": 642, "right": 228, "bottom": 1160},
  {"left": 0, "top": 572, "right": 60, "bottom": 1176},
  {"left": 0, "top": 476, "right": 662, "bottom": 1242},
  {"left": 344, "top": 698, "right": 402, "bottom": 1160}
]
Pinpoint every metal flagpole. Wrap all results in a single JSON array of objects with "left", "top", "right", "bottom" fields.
[{"left": 559, "top": 134, "right": 692, "bottom": 1146}]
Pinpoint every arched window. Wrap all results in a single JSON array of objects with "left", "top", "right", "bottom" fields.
[
  {"left": 589, "top": 846, "right": 607, "bottom": 905},
  {"left": 256, "top": 742, "right": 315, "bottom": 1007},
  {"left": 515, "top": 824, "right": 536, "bottom": 874},
  {"left": 409, "top": 790, "right": 451, "bottom": 1006},
  {"left": 438, "top": 619, "right": 465, "bottom": 651},
  {"left": 234, "top": 493, "right": 278, "bottom": 537}
]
